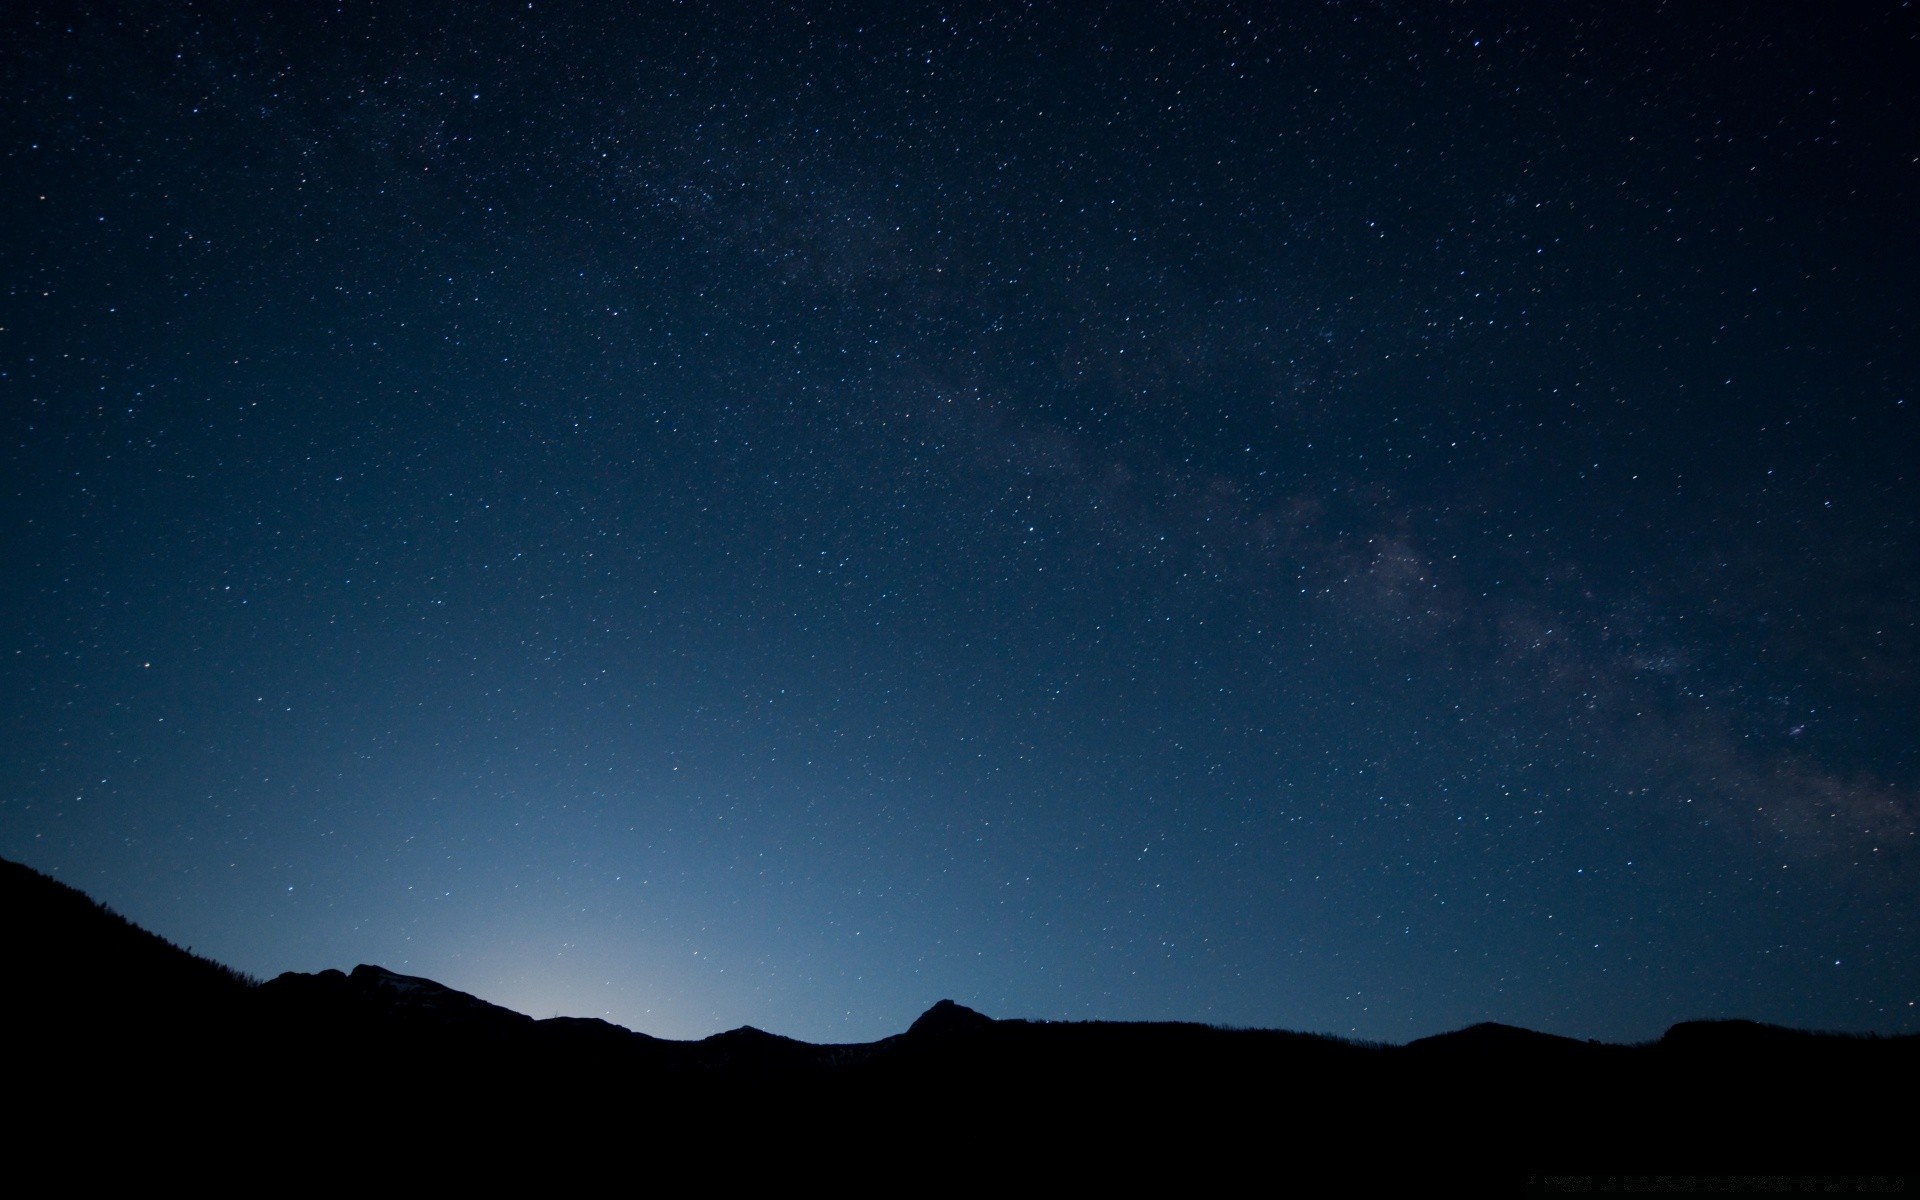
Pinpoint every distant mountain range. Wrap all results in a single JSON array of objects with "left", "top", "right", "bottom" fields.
[{"left": 3, "top": 856, "right": 1911, "bottom": 1187}]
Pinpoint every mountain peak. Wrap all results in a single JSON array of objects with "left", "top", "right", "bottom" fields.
[
  {"left": 258, "top": 961, "right": 534, "bottom": 1031},
  {"left": 1406, "top": 1022, "right": 1594, "bottom": 1054},
  {"left": 706, "top": 1024, "right": 788, "bottom": 1044},
  {"left": 907, "top": 999, "right": 994, "bottom": 1039}
]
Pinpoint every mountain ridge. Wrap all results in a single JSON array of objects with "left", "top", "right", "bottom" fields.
[{"left": 4, "top": 856, "right": 1911, "bottom": 1182}]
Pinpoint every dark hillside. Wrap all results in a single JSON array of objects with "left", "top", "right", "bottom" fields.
[
  {"left": 3, "top": 856, "right": 1913, "bottom": 1186},
  {"left": 1, "top": 858, "right": 253, "bottom": 1030}
]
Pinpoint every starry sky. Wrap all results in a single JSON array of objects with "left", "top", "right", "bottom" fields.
[{"left": 4, "top": 2, "right": 1917, "bottom": 1044}]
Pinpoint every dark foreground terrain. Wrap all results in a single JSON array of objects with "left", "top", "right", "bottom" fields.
[{"left": 4, "top": 858, "right": 1913, "bottom": 1189}]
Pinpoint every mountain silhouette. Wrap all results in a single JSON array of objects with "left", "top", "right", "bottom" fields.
[
  {"left": 906, "top": 996, "right": 995, "bottom": 1039},
  {"left": 3, "top": 856, "right": 1912, "bottom": 1187}
]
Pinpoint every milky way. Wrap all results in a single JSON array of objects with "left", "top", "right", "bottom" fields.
[{"left": 3, "top": 2, "right": 1915, "bottom": 1042}]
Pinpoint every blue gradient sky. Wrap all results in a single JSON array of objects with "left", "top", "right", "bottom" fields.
[{"left": 4, "top": 1, "right": 1916, "bottom": 1043}]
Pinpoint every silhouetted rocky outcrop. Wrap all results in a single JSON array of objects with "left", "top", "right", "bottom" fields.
[
  {"left": 905, "top": 997, "right": 995, "bottom": 1040},
  {"left": 3, "top": 856, "right": 1912, "bottom": 1186}
]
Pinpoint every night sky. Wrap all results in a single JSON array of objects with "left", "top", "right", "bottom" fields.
[{"left": 5, "top": 2, "right": 1917, "bottom": 1045}]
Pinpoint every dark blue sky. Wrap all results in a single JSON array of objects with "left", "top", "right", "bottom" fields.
[{"left": 4, "top": 1, "right": 1916, "bottom": 1043}]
